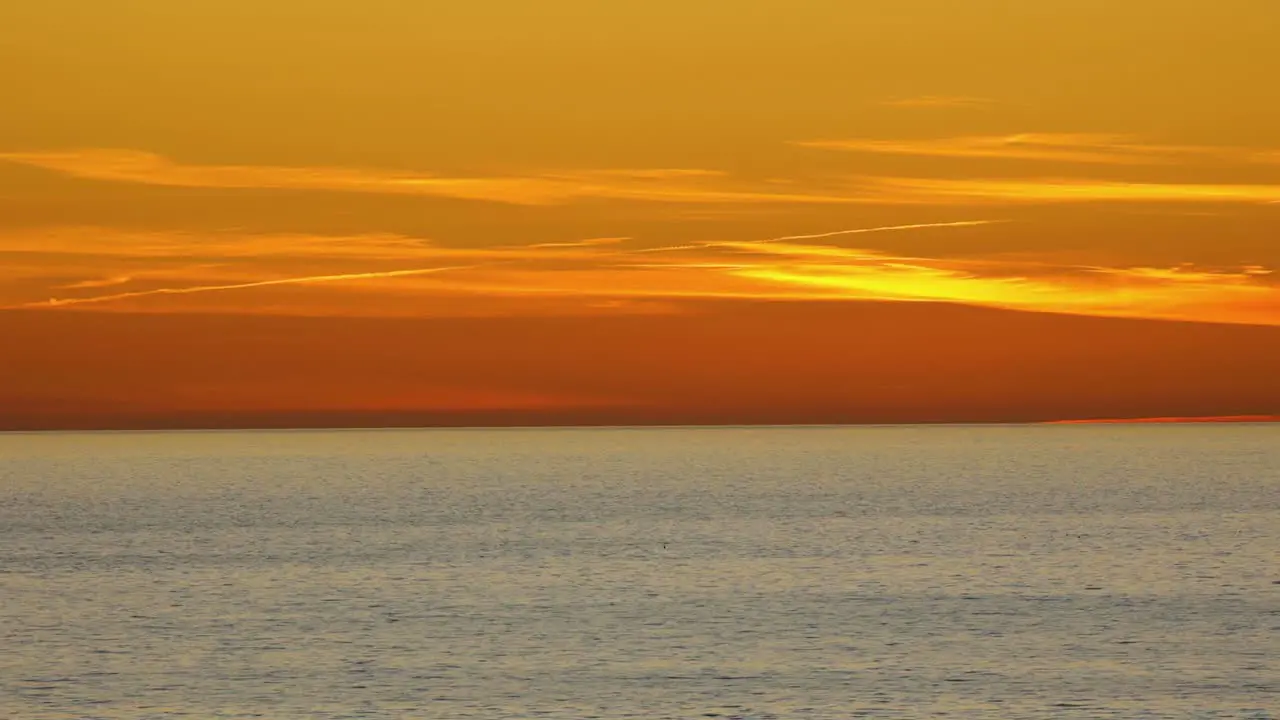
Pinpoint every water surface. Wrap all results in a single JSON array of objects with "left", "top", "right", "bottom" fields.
[{"left": 2, "top": 425, "right": 1277, "bottom": 719}]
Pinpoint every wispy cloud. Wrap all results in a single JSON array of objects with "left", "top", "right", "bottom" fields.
[
  {"left": 720, "top": 243, "right": 1278, "bottom": 326},
  {"left": 5, "top": 222, "right": 1275, "bottom": 326},
  {"left": 513, "top": 237, "right": 629, "bottom": 250},
  {"left": 58, "top": 274, "right": 135, "bottom": 290},
  {"left": 0, "top": 149, "right": 865, "bottom": 206},
  {"left": 747, "top": 219, "right": 1004, "bottom": 244},
  {"left": 629, "top": 220, "right": 1006, "bottom": 256},
  {"left": 0, "top": 227, "right": 623, "bottom": 262},
  {"left": 857, "top": 176, "right": 1280, "bottom": 204},
  {"left": 797, "top": 133, "right": 1251, "bottom": 165},
  {"left": 25, "top": 264, "right": 486, "bottom": 309},
  {"left": 0, "top": 227, "right": 643, "bottom": 309},
  {"left": 3, "top": 222, "right": 1006, "bottom": 307},
  {"left": 9, "top": 145, "right": 1280, "bottom": 213},
  {"left": 448, "top": 240, "right": 1280, "bottom": 326}
]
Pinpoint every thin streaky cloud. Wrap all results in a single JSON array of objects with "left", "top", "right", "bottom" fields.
[
  {"left": 57, "top": 274, "right": 134, "bottom": 290},
  {"left": 447, "top": 244, "right": 1279, "bottom": 326},
  {"left": 49, "top": 263, "right": 230, "bottom": 290},
  {"left": 626, "top": 219, "right": 1008, "bottom": 255},
  {"left": 0, "top": 149, "right": 865, "bottom": 206},
  {"left": 4, "top": 220, "right": 1011, "bottom": 312},
  {"left": 798, "top": 134, "right": 1261, "bottom": 166},
  {"left": 11, "top": 221, "right": 1276, "bottom": 326},
  {"left": 763, "top": 219, "right": 1006, "bottom": 243},
  {"left": 14, "top": 264, "right": 490, "bottom": 309},
  {"left": 628, "top": 243, "right": 713, "bottom": 255},
  {"left": 727, "top": 261, "right": 1278, "bottom": 326},
  {"left": 860, "top": 177, "right": 1280, "bottom": 204},
  {"left": 0, "top": 227, "right": 642, "bottom": 264}
]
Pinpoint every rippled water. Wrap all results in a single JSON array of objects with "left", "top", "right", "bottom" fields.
[{"left": 1, "top": 425, "right": 1277, "bottom": 719}]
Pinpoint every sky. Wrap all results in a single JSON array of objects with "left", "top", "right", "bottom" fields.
[{"left": 2, "top": 0, "right": 1278, "bottom": 429}]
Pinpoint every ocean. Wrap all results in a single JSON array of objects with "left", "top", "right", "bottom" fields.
[{"left": 1, "top": 425, "right": 1276, "bottom": 719}]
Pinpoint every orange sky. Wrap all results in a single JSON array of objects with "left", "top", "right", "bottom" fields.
[{"left": 2, "top": 1, "right": 1278, "bottom": 429}]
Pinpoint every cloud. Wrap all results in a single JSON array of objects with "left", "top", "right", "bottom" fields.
[
  {"left": 26, "top": 264, "right": 486, "bottom": 309},
  {"left": 0, "top": 228, "right": 644, "bottom": 310},
  {"left": 856, "top": 176, "right": 1280, "bottom": 204},
  {"left": 748, "top": 219, "right": 1004, "bottom": 243},
  {"left": 797, "top": 133, "right": 1258, "bottom": 165},
  {"left": 9, "top": 146, "right": 1280, "bottom": 214},
  {"left": 0, "top": 226, "right": 628, "bottom": 262},
  {"left": 720, "top": 243, "right": 1279, "bottom": 326},
  {"left": 5, "top": 222, "right": 1276, "bottom": 326},
  {"left": 58, "top": 274, "right": 134, "bottom": 289},
  {"left": 514, "top": 237, "right": 629, "bottom": 250},
  {"left": 448, "top": 239, "right": 1280, "bottom": 326},
  {"left": 0, "top": 149, "right": 865, "bottom": 206},
  {"left": 629, "top": 220, "right": 1007, "bottom": 256},
  {"left": 0, "top": 221, "right": 1015, "bottom": 312}
]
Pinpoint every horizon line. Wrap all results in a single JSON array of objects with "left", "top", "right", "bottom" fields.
[{"left": 2, "top": 416, "right": 1276, "bottom": 435}]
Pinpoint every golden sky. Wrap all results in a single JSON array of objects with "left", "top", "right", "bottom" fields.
[{"left": 2, "top": 1, "right": 1278, "bottom": 428}]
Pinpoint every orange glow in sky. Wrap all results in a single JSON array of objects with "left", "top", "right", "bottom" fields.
[{"left": 2, "top": 1, "right": 1277, "bottom": 429}]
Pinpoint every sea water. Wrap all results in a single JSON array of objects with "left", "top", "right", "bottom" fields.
[{"left": 1, "top": 425, "right": 1276, "bottom": 719}]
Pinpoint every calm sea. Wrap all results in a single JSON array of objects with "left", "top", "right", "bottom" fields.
[{"left": 1, "top": 425, "right": 1276, "bottom": 719}]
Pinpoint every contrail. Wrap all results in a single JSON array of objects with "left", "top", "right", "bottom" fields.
[
  {"left": 18, "top": 220, "right": 1007, "bottom": 309},
  {"left": 765, "top": 219, "right": 1006, "bottom": 243},
  {"left": 20, "top": 264, "right": 487, "bottom": 309},
  {"left": 627, "top": 219, "right": 1008, "bottom": 255}
]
